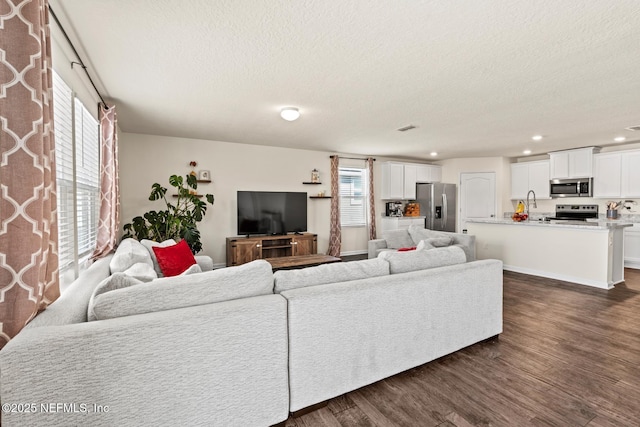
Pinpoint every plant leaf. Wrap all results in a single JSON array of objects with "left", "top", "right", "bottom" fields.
[{"left": 169, "top": 175, "right": 183, "bottom": 188}]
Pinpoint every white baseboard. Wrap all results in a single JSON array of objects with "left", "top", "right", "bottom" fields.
[
  {"left": 624, "top": 259, "right": 640, "bottom": 270},
  {"left": 503, "top": 264, "right": 614, "bottom": 290}
]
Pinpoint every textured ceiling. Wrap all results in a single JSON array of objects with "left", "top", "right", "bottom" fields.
[{"left": 51, "top": 0, "right": 640, "bottom": 160}]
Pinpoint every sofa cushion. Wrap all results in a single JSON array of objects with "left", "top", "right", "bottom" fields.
[
  {"left": 109, "top": 238, "right": 153, "bottom": 274},
  {"left": 407, "top": 225, "right": 451, "bottom": 246},
  {"left": 274, "top": 258, "right": 390, "bottom": 293},
  {"left": 88, "top": 273, "right": 143, "bottom": 321},
  {"left": 141, "top": 238, "right": 177, "bottom": 276},
  {"left": 152, "top": 239, "right": 197, "bottom": 277},
  {"left": 122, "top": 262, "right": 158, "bottom": 282},
  {"left": 381, "top": 229, "right": 414, "bottom": 249},
  {"left": 89, "top": 260, "right": 274, "bottom": 320},
  {"left": 425, "top": 236, "right": 453, "bottom": 247},
  {"left": 379, "top": 246, "right": 467, "bottom": 274},
  {"left": 416, "top": 240, "right": 435, "bottom": 251}
]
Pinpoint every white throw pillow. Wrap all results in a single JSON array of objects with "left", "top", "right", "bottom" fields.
[
  {"left": 109, "top": 238, "right": 154, "bottom": 274},
  {"left": 416, "top": 239, "right": 435, "bottom": 251},
  {"left": 122, "top": 262, "right": 158, "bottom": 282},
  {"left": 141, "top": 239, "right": 177, "bottom": 276},
  {"left": 179, "top": 263, "right": 202, "bottom": 275}
]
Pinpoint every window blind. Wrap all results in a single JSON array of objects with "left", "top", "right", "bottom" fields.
[
  {"left": 339, "top": 167, "right": 367, "bottom": 227},
  {"left": 52, "top": 71, "right": 100, "bottom": 285}
]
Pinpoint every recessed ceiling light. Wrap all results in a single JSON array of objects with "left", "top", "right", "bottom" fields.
[
  {"left": 430, "top": 152, "right": 438, "bottom": 156},
  {"left": 523, "top": 149, "right": 532, "bottom": 155},
  {"left": 532, "top": 135, "right": 543, "bottom": 141},
  {"left": 280, "top": 107, "right": 300, "bottom": 121},
  {"left": 614, "top": 136, "right": 626, "bottom": 142}
]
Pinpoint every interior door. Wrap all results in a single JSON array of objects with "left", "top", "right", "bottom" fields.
[{"left": 459, "top": 172, "right": 496, "bottom": 232}]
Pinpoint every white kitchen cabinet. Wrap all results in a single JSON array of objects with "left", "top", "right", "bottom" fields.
[
  {"left": 593, "top": 149, "right": 640, "bottom": 198},
  {"left": 593, "top": 152, "right": 622, "bottom": 198},
  {"left": 380, "top": 162, "right": 405, "bottom": 199},
  {"left": 416, "top": 164, "right": 442, "bottom": 183},
  {"left": 624, "top": 224, "right": 640, "bottom": 269},
  {"left": 379, "top": 216, "right": 425, "bottom": 234},
  {"left": 510, "top": 163, "right": 529, "bottom": 200},
  {"left": 510, "top": 160, "right": 550, "bottom": 199},
  {"left": 381, "top": 162, "right": 441, "bottom": 200},
  {"left": 621, "top": 150, "right": 640, "bottom": 198},
  {"left": 549, "top": 147, "right": 598, "bottom": 179},
  {"left": 403, "top": 164, "right": 417, "bottom": 199}
]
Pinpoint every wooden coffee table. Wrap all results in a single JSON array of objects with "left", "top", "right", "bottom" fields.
[{"left": 265, "top": 254, "right": 342, "bottom": 271}]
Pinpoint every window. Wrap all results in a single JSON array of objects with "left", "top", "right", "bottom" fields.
[
  {"left": 52, "top": 71, "right": 100, "bottom": 286},
  {"left": 339, "top": 167, "right": 368, "bottom": 227}
]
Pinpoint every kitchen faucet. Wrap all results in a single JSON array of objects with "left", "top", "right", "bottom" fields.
[{"left": 526, "top": 190, "right": 537, "bottom": 220}]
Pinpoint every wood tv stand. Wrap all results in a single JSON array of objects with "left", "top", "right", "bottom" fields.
[{"left": 226, "top": 233, "right": 317, "bottom": 267}]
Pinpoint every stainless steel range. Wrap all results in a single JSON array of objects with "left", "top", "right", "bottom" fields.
[{"left": 546, "top": 204, "right": 599, "bottom": 222}]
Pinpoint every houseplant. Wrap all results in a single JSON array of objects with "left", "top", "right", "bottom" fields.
[{"left": 123, "top": 174, "right": 214, "bottom": 254}]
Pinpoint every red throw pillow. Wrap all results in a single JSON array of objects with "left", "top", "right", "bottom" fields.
[
  {"left": 397, "top": 246, "right": 417, "bottom": 252},
  {"left": 152, "top": 239, "right": 197, "bottom": 277}
]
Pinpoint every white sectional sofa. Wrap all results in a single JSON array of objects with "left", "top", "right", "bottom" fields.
[{"left": 0, "top": 242, "right": 502, "bottom": 427}]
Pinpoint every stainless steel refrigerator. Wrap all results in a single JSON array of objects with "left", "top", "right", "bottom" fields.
[{"left": 416, "top": 183, "right": 457, "bottom": 232}]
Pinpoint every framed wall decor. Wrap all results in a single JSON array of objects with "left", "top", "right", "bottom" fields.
[{"left": 198, "top": 170, "right": 211, "bottom": 181}]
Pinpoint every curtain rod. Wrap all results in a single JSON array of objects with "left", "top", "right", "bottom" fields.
[
  {"left": 48, "top": 6, "right": 109, "bottom": 109},
  {"left": 330, "top": 155, "right": 376, "bottom": 161}
]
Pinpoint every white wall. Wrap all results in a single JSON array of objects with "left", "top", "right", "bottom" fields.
[{"left": 119, "top": 133, "right": 378, "bottom": 265}]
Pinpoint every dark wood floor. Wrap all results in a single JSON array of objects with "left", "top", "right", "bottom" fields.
[{"left": 285, "top": 268, "right": 640, "bottom": 427}]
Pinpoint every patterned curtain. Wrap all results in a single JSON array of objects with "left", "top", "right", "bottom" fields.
[
  {"left": 367, "top": 157, "right": 377, "bottom": 240},
  {"left": 0, "top": 0, "right": 60, "bottom": 349},
  {"left": 91, "top": 104, "right": 120, "bottom": 260},
  {"left": 327, "top": 155, "right": 341, "bottom": 257}
]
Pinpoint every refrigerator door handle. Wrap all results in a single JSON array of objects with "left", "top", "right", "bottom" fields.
[{"left": 442, "top": 193, "right": 447, "bottom": 229}]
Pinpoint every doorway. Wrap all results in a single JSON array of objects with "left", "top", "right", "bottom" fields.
[{"left": 459, "top": 172, "right": 497, "bottom": 232}]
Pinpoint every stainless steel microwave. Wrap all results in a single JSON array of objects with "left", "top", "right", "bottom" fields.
[{"left": 550, "top": 178, "right": 593, "bottom": 198}]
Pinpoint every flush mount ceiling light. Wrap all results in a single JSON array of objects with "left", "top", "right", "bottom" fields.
[
  {"left": 430, "top": 152, "right": 438, "bottom": 157},
  {"left": 523, "top": 149, "right": 532, "bottom": 155},
  {"left": 280, "top": 107, "right": 300, "bottom": 121},
  {"left": 532, "top": 135, "right": 543, "bottom": 141},
  {"left": 614, "top": 136, "right": 626, "bottom": 142}
]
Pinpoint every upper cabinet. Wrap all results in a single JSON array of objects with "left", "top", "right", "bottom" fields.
[
  {"left": 549, "top": 147, "right": 599, "bottom": 179},
  {"left": 510, "top": 160, "right": 550, "bottom": 200},
  {"left": 621, "top": 150, "right": 640, "bottom": 198},
  {"left": 593, "top": 153, "right": 622, "bottom": 198},
  {"left": 594, "top": 149, "right": 640, "bottom": 198},
  {"left": 381, "top": 161, "right": 441, "bottom": 200}
]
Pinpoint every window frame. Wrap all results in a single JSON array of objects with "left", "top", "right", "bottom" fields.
[
  {"left": 52, "top": 71, "right": 100, "bottom": 286},
  {"left": 338, "top": 167, "right": 368, "bottom": 228}
]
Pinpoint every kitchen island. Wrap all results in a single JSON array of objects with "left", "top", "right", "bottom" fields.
[{"left": 466, "top": 218, "right": 632, "bottom": 289}]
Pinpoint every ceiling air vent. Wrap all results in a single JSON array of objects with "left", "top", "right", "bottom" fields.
[
  {"left": 397, "top": 124, "right": 417, "bottom": 132},
  {"left": 625, "top": 125, "right": 640, "bottom": 131}
]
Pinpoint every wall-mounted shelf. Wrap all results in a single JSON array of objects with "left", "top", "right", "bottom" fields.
[
  {"left": 196, "top": 179, "right": 211, "bottom": 183},
  {"left": 173, "top": 194, "right": 203, "bottom": 198},
  {"left": 302, "top": 182, "right": 322, "bottom": 185},
  {"left": 309, "top": 196, "right": 331, "bottom": 199}
]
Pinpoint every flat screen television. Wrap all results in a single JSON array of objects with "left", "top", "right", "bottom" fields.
[{"left": 237, "top": 191, "right": 307, "bottom": 236}]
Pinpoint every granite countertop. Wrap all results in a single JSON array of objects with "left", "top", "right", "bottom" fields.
[{"left": 467, "top": 218, "right": 633, "bottom": 230}]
